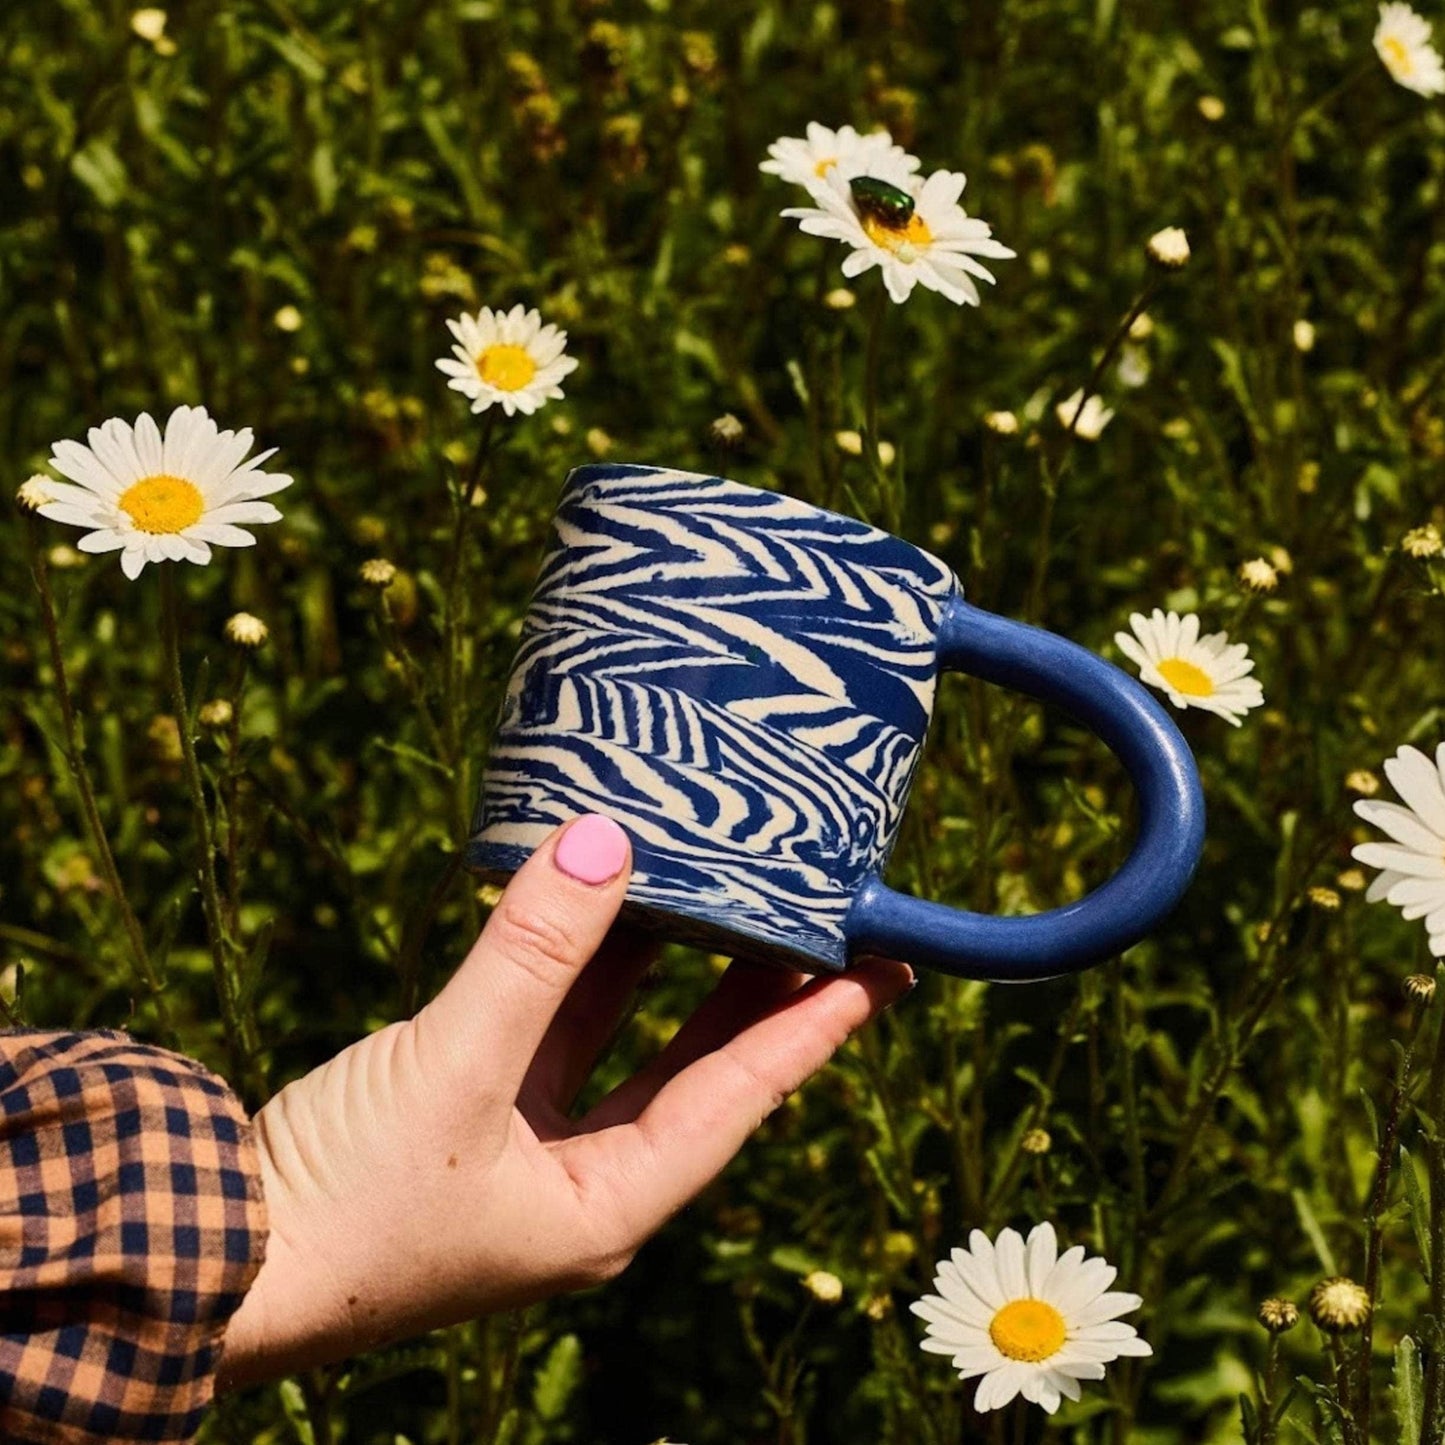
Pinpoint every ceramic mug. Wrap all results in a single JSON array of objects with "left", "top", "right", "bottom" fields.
[{"left": 467, "top": 464, "right": 1205, "bottom": 980}]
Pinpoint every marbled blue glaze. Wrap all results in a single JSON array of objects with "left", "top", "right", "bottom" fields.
[{"left": 468, "top": 463, "right": 1204, "bottom": 979}]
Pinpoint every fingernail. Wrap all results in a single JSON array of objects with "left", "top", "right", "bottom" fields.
[{"left": 554, "top": 814, "right": 629, "bottom": 885}]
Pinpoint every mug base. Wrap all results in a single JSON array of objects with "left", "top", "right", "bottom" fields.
[{"left": 464, "top": 841, "right": 846, "bottom": 975}]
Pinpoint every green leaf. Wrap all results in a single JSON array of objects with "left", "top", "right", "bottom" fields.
[
  {"left": 71, "top": 140, "right": 129, "bottom": 208},
  {"left": 1393, "top": 1336, "right": 1424, "bottom": 1444},
  {"left": 1292, "top": 1188, "right": 1337, "bottom": 1275},
  {"left": 1402, "top": 1146, "right": 1431, "bottom": 1282},
  {"left": 531, "top": 1333, "right": 582, "bottom": 1424}
]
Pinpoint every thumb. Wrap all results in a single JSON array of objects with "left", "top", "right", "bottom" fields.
[{"left": 417, "top": 814, "right": 633, "bottom": 1097}]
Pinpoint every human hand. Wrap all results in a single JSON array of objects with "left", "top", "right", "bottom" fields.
[{"left": 218, "top": 814, "right": 912, "bottom": 1389}]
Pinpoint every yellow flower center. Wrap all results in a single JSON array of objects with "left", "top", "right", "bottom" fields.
[
  {"left": 1382, "top": 35, "right": 1414, "bottom": 75},
  {"left": 476, "top": 343, "right": 537, "bottom": 392},
  {"left": 861, "top": 211, "right": 933, "bottom": 253},
  {"left": 118, "top": 474, "right": 205, "bottom": 534},
  {"left": 814, "top": 156, "right": 838, "bottom": 176},
  {"left": 1157, "top": 657, "right": 1216, "bottom": 698},
  {"left": 989, "top": 1299, "right": 1067, "bottom": 1362}
]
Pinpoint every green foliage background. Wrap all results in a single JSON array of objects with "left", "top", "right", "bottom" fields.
[{"left": 2, "top": 0, "right": 1445, "bottom": 1440}]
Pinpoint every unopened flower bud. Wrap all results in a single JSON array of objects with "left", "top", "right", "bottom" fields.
[
  {"left": 1346, "top": 770, "right": 1381, "bottom": 797},
  {"left": 198, "top": 699, "right": 233, "bottom": 729},
  {"left": 708, "top": 413, "right": 744, "bottom": 447},
  {"left": 16, "top": 476, "right": 52, "bottom": 512},
  {"left": 225, "top": 612, "right": 269, "bottom": 650},
  {"left": 1308, "top": 1277, "right": 1370, "bottom": 1332},
  {"left": 1238, "top": 558, "right": 1279, "bottom": 593},
  {"left": 824, "top": 287, "right": 856, "bottom": 310},
  {"left": 1257, "top": 1298, "right": 1300, "bottom": 1333},
  {"left": 803, "top": 1270, "right": 844, "bottom": 1305},
  {"left": 1021, "top": 1127, "right": 1052, "bottom": 1154},
  {"left": 1146, "top": 226, "right": 1191, "bottom": 270},
  {"left": 984, "top": 410, "right": 1019, "bottom": 436},
  {"left": 1403, "top": 524, "right": 1443, "bottom": 559},
  {"left": 359, "top": 558, "right": 398, "bottom": 589},
  {"left": 1405, "top": 974, "right": 1437, "bottom": 1006},
  {"left": 1307, "top": 886, "right": 1341, "bottom": 912}
]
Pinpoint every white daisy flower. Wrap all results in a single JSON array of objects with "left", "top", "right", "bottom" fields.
[
  {"left": 911, "top": 1223, "right": 1150, "bottom": 1415},
  {"left": 760, "top": 122, "right": 920, "bottom": 196},
  {"left": 1056, "top": 389, "right": 1115, "bottom": 440},
  {"left": 436, "top": 304, "right": 578, "bottom": 417},
  {"left": 1375, "top": 3, "right": 1445, "bottom": 95},
  {"left": 1352, "top": 744, "right": 1445, "bottom": 957},
  {"left": 34, "top": 406, "right": 291, "bottom": 581},
  {"left": 1114, "top": 609, "right": 1264, "bottom": 726},
  {"left": 783, "top": 168, "right": 1014, "bottom": 306}
]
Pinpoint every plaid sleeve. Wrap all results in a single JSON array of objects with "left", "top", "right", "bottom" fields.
[{"left": 0, "top": 1030, "right": 268, "bottom": 1444}]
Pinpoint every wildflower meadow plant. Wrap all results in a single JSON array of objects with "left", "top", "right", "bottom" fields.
[{"left": 4, "top": 3, "right": 1445, "bottom": 1442}]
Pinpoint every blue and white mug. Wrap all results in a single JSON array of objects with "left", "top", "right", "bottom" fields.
[{"left": 467, "top": 464, "right": 1205, "bottom": 980}]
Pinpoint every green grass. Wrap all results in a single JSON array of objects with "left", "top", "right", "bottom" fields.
[{"left": 2, "top": 0, "right": 1445, "bottom": 1440}]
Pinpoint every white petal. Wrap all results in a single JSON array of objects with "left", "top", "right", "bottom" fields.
[
  {"left": 1355, "top": 799, "right": 1445, "bottom": 852},
  {"left": 76, "top": 529, "right": 128, "bottom": 553},
  {"left": 1025, "top": 1223, "right": 1058, "bottom": 1295},
  {"left": 993, "top": 1229, "right": 1028, "bottom": 1302},
  {"left": 1352, "top": 843, "right": 1445, "bottom": 880},
  {"left": 1386, "top": 748, "right": 1445, "bottom": 836},
  {"left": 120, "top": 546, "right": 147, "bottom": 579}
]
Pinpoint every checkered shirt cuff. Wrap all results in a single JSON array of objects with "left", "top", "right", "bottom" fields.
[{"left": 0, "top": 1030, "right": 268, "bottom": 1443}]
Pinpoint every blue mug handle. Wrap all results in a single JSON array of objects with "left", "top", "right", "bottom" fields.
[{"left": 845, "top": 597, "right": 1206, "bottom": 981}]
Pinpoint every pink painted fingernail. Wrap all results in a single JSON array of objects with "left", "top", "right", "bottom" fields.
[{"left": 554, "top": 814, "right": 629, "bottom": 885}]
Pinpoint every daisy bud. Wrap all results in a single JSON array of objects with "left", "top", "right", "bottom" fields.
[
  {"left": 835, "top": 430, "right": 864, "bottom": 457},
  {"left": 1404, "top": 974, "right": 1437, "bottom": 1006},
  {"left": 803, "top": 1270, "right": 844, "bottom": 1305},
  {"left": 1268, "top": 545, "right": 1294, "bottom": 575},
  {"left": 864, "top": 1294, "right": 893, "bottom": 1320},
  {"left": 1293, "top": 319, "right": 1316, "bottom": 353},
  {"left": 1336, "top": 868, "right": 1367, "bottom": 892},
  {"left": 1346, "top": 770, "right": 1381, "bottom": 797},
  {"left": 198, "top": 699, "right": 234, "bottom": 729},
  {"left": 984, "top": 410, "right": 1020, "bottom": 436},
  {"left": 225, "top": 612, "right": 269, "bottom": 650},
  {"left": 585, "top": 427, "right": 614, "bottom": 458},
  {"left": 824, "top": 287, "right": 857, "bottom": 310},
  {"left": 130, "top": 8, "right": 167, "bottom": 42},
  {"left": 1021, "top": 1127, "right": 1052, "bottom": 1154},
  {"left": 1308, "top": 1277, "right": 1370, "bottom": 1333},
  {"left": 475, "top": 882, "right": 505, "bottom": 909},
  {"left": 1307, "top": 886, "right": 1341, "bottom": 912},
  {"left": 1237, "top": 557, "right": 1279, "bottom": 593},
  {"left": 1198, "top": 95, "right": 1226, "bottom": 121},
  {"left": 47, "top": 546, "right": 86, "bottom": 570},
  {"left": 1127, "top": 311, "right": 1155, "bottom": 340},
  {"left": 147, "top": 715, "right": 183, "bottom": 765},
  {"left": 359, "top": 558, "right": 398, "bottom": 590},
  {"left": 15, "top": 476, "right": 52, "bottom": 512},
  {"left": 273, "top": 305, "right": 303, "bottom": 333},
  {"left": 878, "top": 440, "right": 897, "bottom": 467},
  {"left": 1146, "top": 227, "right": 1191, "bottom": 270},
  {"left": 1403, "top": 524, "right": 1444, "bottom": 559},
  {"left": 1257, "top": 1298, "right": 1300, "bottom": 1333},
  {"left": 708, "top": 413, "right": 745, "bottom": 448}
]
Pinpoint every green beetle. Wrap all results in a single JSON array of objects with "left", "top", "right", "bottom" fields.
[{"left": 849, "top": 175, "right": 915, "bottom": 230}]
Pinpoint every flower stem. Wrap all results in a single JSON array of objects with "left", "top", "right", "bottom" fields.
[
  {"left": 1420, "top": 994, "right": 1445, "bottom": 1432},
  {"left": 862, "top": 283, "right": 895, "bottom": 528},
  {"left": 26, "top": 520, "right": 175, "bottom": 1041},
  {"left": 1355, "top": 1002, "right": 1430, "bottom": 1439},
  {"left": 159, "top": 565, "right": 263, "bottom": 1104}
]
